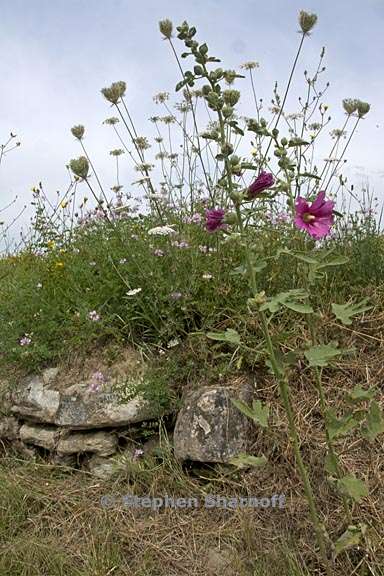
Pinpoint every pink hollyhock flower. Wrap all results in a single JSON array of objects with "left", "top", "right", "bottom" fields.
[
  {"left": 294, "top": 191, "right": 334, "bottom": 239},
  {"left": 247, "top": 171, "right": 274, "bottom": 199},
  {"left": 205, "top": 208, "right": 226, "bottom": 232}
]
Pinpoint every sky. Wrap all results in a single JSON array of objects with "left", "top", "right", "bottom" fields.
[{"left": 0, "top": 0, "right": 383, "bottom": 243}]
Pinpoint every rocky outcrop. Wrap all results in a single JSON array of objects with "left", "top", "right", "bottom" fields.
[
  {"left": 57, "top": 431, "right": 118, "bottom": 456},
  {"left": 173, "top": 384, "right": 254, "bottom": 463},
  {"left": 11, "top": 373, "right": 158, "bottom": 429}
]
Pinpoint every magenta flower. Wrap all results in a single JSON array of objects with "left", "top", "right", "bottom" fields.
[
  {"left": 205, "top": 208, "right": 226, "bottom": 232},
  {"left": 294, "top": 191, "right": 335, "bottom": 239},
  {"left": 247, "top": 171, "right": 274, "bottom": 199}
]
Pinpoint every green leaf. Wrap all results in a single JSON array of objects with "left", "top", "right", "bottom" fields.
[
  {"left": 316, "top": 255, "right": 349, "bottom": 269},
  {"left": 348, "top": 385, "right": 376, "bottom": 402},
  {"left": 362, "top": 400, "right": 384, "bottom": 441},
  {"left": 229, "top": 453, "right": 267, "bottom": 469},
  {"left": 283, "top": 301, "right": 314, "bottom": 314},
  {"left": 334, "top": 525, "right": 365, "bottom": 556},
  {"left": 337, "top": 475, "right": 368, "bottom": 502},
  {"left": 206, "top": 328, "right": 241, "bottom": 346},
  {"left": 304, "top": 343, "right": 342, "bottom": 367},
  {"left": 260, "top": 289, "right": 311, "bottom": 315},
  {"left": 324, "top": 451, "right": 340, "bottom": 476},
  {"left": 332, "top": 299, "right": 372, "bottom": 325},
  {"left": 231, "top": 399, "right": 269, "bottom": 428},
  {"left": 326, "top": 409, "right": 358, "bottom": 440}
]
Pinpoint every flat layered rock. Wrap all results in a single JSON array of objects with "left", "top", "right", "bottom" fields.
[
  {"left": 11, "top": 374, "right": 158, "bottom": 429},
  {"left": 19, "top": 423, "right": 59, "bottom": 450},
  {"left": 57, "top": 431, "right": 117, "bottom": 456},
  {"left": 174, "top": 384, "right": 254, "bottom": 463}
]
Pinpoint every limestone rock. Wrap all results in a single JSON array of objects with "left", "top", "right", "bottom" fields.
[
  {"left": 0, "top": 416, "right": 20, "bottom": 440},
  {"left": 57, "top": 431, "right": 117, "bottom": 456},
  {"left": 173, "top": 384, "right": 254, "bottom": 463},
  {"left": 19, "top": 423, "right": 58, "bottom": 450},
  {"left": 11, "top": 374, "right": 158, "bottom": 429},
  {"left": 87, "top": 455, "right": 119, "bottom": 480}
]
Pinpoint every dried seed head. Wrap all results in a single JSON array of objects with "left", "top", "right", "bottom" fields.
[
  {"left": 356, "top": 100, "right": 370, "bottom": 118},
  {"left": 71, "top": 125, "right": 85, "bottom": 140},
  {"left": 103, "top": 117, "right": 119, "bottom": 125},
  {"left": 101, "top": 81, "right": 126, "bottom": 104},
  {"left": 223, "top": 89, "right": 240, "bottom": 107},
  {"left": 110, "top": 149, "right": 125, "bottom": 156},
  {"left": 70, "top": 156, "right": 89, "bottom": 179},
  {"left": 159, "top": 19, "right": 173, "bottom": 39},
  {"left": 342, "top": 98, "right": 359, "bottom": 115},
  {"left": 299, "top": 10, "right": 318, "bottom": 34}
]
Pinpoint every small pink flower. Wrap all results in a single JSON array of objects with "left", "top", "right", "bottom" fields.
[
  {"left": 153, "top": 249, "right": 165, "bottom": 257},
  {"left": 170, "top": 291, "right": 183, "bottom": 301},
  {"left": 294, "top": 191, "right": 334, "bottom": 239},
  {"left": 247, "top": 171, "right": 274, "bottom": 199},
  {"left": 205, "top": 208, "right": 226, "bottom": 232}
]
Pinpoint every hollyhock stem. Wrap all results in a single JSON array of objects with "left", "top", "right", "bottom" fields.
[{"left": 307, "top": 319, "right": 353, "bottom": 525}]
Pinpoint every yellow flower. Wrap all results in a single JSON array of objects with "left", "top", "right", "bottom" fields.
[
  {"left": 251, "top": 148, "right": 257, "bottom": 156},
  {"left": 55, "top": 261, "right": 64, "bottom": 269},
  {"left": 47, "top": 240, "right": 56, "bottom": 250},
  {"left": 60, "top": 201, "right": 68, "bottom": 209}
]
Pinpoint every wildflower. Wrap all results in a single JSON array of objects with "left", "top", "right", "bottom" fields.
[
  {"left": 167, "top": 337, "right": 180, "bottom": 348},
  {"left": 205, "top": 208, "right": 226, "bottom": 232},
  {"left": 101, "top": 81, "right": 126, "bottom": 105},
  {"left": 110, "top": 149, "right": 125, "bottom": 156},
  {"left": 119, "top": 258, "right": 127, "bottom": 264},
  {"left": 153, "top": 249, "right": 165, "bottom": 257},
  {"left": 240, "top": 61, "right": 259, "bottom": 70},
  {"left": 299, "top": 10, "right": 318, "bottom": 34},
  {"left": 342, "top": 98, "right": 359, "bottom": 115},
  {"left": 55, "top": 261, "right": 64, "bottom": 269},
  {"left": 202, "top": 273, "right": 213, "bottom": 280},
  {"left": 70, "top": 156, "right": 89, "bottom": 179},
  {"left": 60, "top": 200, "right": 68, "bottom": 209},
  {"left": 19, "top": 335, "right": 32, "bottom": 346},
  {"left": 148, "top": 225, "right": 176, "bottom": 236},
  {"left": 356, "top": 100, "right": 370, "bottom": 118},
  {"left": 71, "top": 125, "right": 85, "bottom": 140},
  {"left": 36, "top": 282, "right": 43, "bottom": 289},
  {"left": 247, "top": 171, "right": 274, "bottom": 199},
  {"left": 88, "top": 310, "right": 100, "bottom": 322},
  {"left": 103, "top": 117, "right": 120, "bottom": 125},
  {"left": 189, "top": 212, "right": 202, "bottom": 224},
  {"left": 294, "top": 191, "right": 334, "bottom": 239},
  {"left": 169, "top": 291, "right": 183, "bottom": 301},
  {"left": 126, "top": 288, "right": 142, "bottom": 296},
  {"left": 89, "top": 261, "right": 96, "bottom": 267},
  {"left": 132, "top": 448, "right": 145, "bottom": 460},
  {"left": 159, "top": 19, "right": 173, "bottom": 39}
]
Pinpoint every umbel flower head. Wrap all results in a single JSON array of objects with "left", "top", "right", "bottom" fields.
[
  {"left": 70, "top": 156, "right": 89, "bottom": 179},
  {"left": 159, "top": 19, "right": 173, "bottom": 39},
  {"left": 71, "top": 125, "right": 85, "bottom": 140},
  {"left": 342, "top": 98, "right": 359, "bottom": 115},
  {"left": 356, "top": 100, "right": 370, "bottom": 118},
  {"left": 294, "top": 190, "right": 334, "bottom": 239},
  {"left": 205, "top": 208, "right": 226, "bottom": 232},
  {"left": 299, "top": 10, "right": 318, "bottom": 34},
  {"left": 101, "top": 81, "right": 126, "bottom": 105},
  {"left": 247, "top": 171, "right": 274, "bottom": 199}
]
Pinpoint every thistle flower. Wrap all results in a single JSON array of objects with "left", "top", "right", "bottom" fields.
[
  {"left": 71, "top": 125, "right": 85, "bottom": 140},
  {"left": 205, "top": 208, "right": 226, "bottom": 232},
  {"left": 70, "top": 156, "right": 89, "bottom": 179},
  {"left": 299, "top": 10, "right": 318, "bottom": 34},
  {"left": 247, "top": 172, "right": 274, "bottom": 199},
  {"left": 159, "top": 19, "right": 173, "bottom": 39},
  {"left": 294, "top": 190, "right": 334, "bottom": 239},
  {"left": 101, "top": 81, "right": 126, "bottom": 105}
]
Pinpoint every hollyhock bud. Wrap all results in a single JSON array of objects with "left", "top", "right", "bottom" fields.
[
  {"left": 299, "top": 10, "right": 318, "bottom": 34},
  {"left": 205, "top": 208, "right": 226, "bottom": 232},
  {"left": 70, "top": 156, "right": 89, "bottom": 179},
  {"left": 247, "top": 172, "right": 274, "bottom": 199}
]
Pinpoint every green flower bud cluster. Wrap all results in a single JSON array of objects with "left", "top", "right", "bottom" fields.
[
  {"left": 299, "top": 10, "right": 318, "bottom": 34},
  {"left": 70, "top": 156, "right": 89, "bottom": 179},
  {"left": 71, "top": 125, "right": 85, "bottom": 140}
]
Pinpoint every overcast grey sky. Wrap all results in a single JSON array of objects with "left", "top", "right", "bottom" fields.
[{"left": 0, "top": 0, "right": 383, "bottom": 237}]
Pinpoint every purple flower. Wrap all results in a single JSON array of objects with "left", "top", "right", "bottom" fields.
[
  {"left": 205, "top": 208, "right": 226, "bottom": 232},
  {"left": 19, "top": 335, "right": 32, "bottom": 346},
  {"left": 247, "top": 171, "right": 274, "bottom": 199},
  {"left": 294, "top": 191, "right": 334, "bottom": 239}
]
